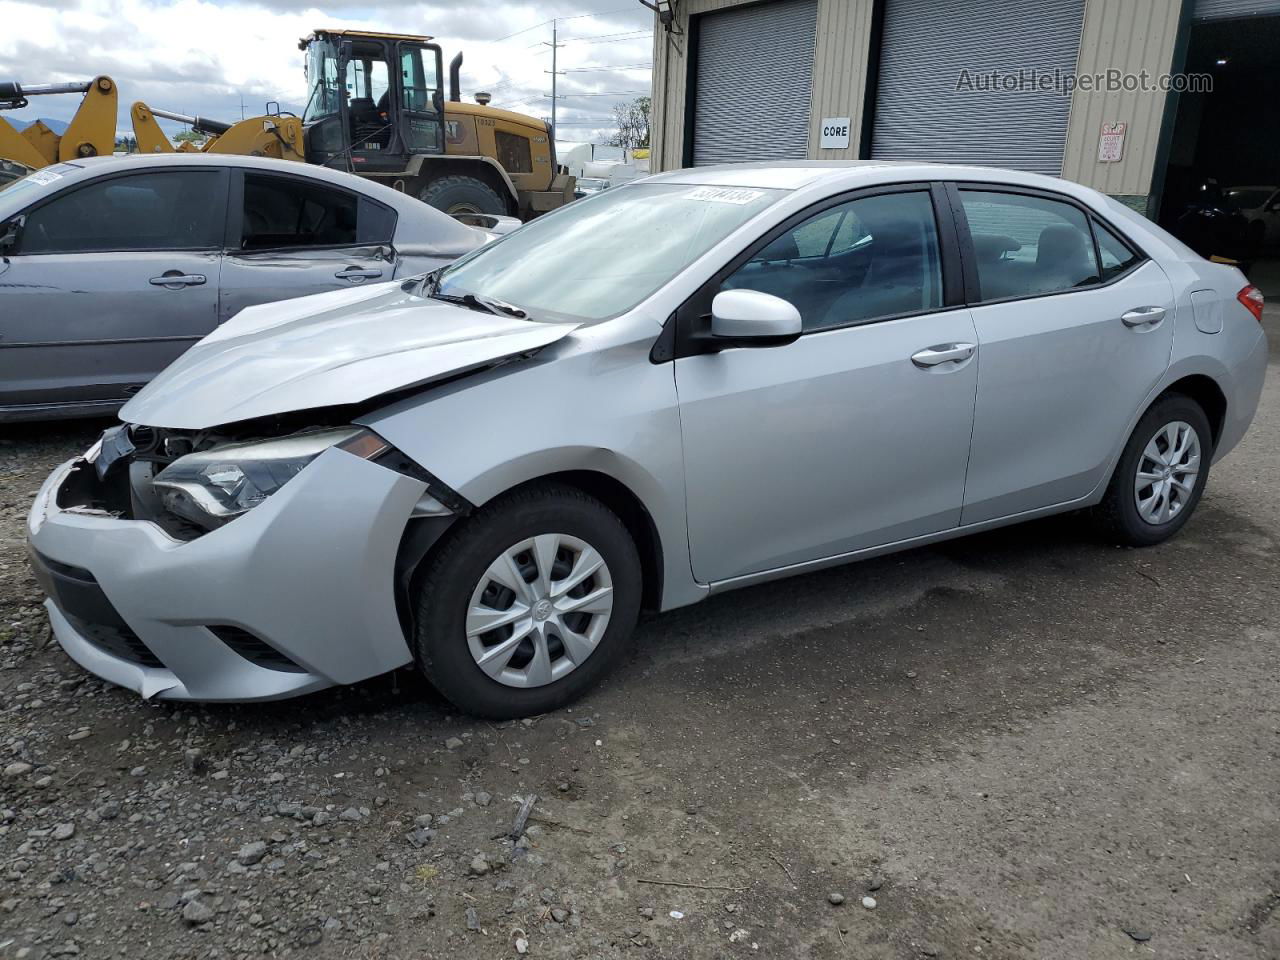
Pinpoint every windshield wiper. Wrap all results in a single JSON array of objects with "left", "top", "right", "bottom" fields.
[{"left": 429, "top": 290, "right": 527, "bottom": 319}]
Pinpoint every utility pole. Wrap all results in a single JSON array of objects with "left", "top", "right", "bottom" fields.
[
  {"left": 543, "top": 19, "right": 565, "bottom": 140},
  {"left": 239, "top": 94, "right": 246, "bottom": 121}
]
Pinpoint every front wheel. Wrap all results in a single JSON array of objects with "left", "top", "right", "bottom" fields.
[
  {"left": 413, "top": 484, "right": 642, "bottom": 719},
  {"left": 417, "top": 174, "right": 508, "bottom": 216},
  {"left": 1095, "top": 394, "right": 1212, "bottom": 546}
]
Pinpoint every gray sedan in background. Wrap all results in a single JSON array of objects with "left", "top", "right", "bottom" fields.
[
  {"left": 0, "top": 154, "right": 492, "bottom": 422},
  {"left": 28, "top": 162, "right": 1268, "bottom": 718}
]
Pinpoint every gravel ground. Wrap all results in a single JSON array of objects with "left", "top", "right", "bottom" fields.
[{"left": 1, "top": 305, "right": 1277, "bottom": 960}]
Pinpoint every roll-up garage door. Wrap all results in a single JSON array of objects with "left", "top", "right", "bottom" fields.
[
  {"left": 1195, "top": 0, "right": 1280, "bottom": 18},
  {"left": 870, "top": 0, "right": 1086, "bottom": 176},
  {"left": 691, "top": 0, "right": 818, "bottom": 165}
]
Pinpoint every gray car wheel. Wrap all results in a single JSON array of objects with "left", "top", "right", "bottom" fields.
[
  {"left": 413, "top": 483, "right": 641, "bottom": 718},
  {"left": 1095, "top": 393, "right": 1212, "bottom": 547}
]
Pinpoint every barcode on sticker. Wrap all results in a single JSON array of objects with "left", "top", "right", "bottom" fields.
[{"left": 685, "top": 186, "right": 764, "bottom": 205}]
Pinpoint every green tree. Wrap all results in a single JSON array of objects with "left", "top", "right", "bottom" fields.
[{"left": 608, "top": 96, "right": 650, "bottom": 151}]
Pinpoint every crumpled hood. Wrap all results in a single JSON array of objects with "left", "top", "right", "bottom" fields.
[{"left": 120, "top": 281, "right": 580, "bottom": 429}]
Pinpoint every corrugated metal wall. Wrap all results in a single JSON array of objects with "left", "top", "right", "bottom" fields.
[
  {"left": 1059, "top": 0, "right": 1183, "bottom": 199},
  {"left": 651, "top": 0, "right": 1190, "bottom": 205},
  {"left": 808, "top": 0, "right": 875, "bottom": 160},
  {"left": 691, "top": 0, "right": 819, "bottom": 164},
  {"left": 869, "top": 0, "right": 1086, "bottom": 175},
  {"left": 1194, "top": 0, "right": 1280, "bottom": 18},
  {"left": 650, "top": 0, "right": 874, "bottom": 170}
]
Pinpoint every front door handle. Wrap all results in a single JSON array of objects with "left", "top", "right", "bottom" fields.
[
  {"left": 149, "top": 273, "right": 206, "bottom": 288},
  {"left": 1121, "top": 306, "right": 1166, "bottom": 328},
  {"left": 335, "top": 267, "right": 384, "bottom": 283},
  {"left": 911, "top": 343, "right": 976, "bottom": 368}
]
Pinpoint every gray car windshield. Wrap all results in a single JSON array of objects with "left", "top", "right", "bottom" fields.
[{"left": 436, "top": 182, "right": 784, "bottom": 322}]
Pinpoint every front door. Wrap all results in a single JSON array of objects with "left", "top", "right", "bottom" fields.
[
  {"left": 953, "top": 187, "right": 1177, "bottom": 523},
  {"left": 0, "top": 168, "right": 225, "bottom": 412},
  {"left": 219, "top": 170, "right": 396, "bottom": 323},
  {"left": 675, "top": 187, "right": 979, "bottom": 584}
]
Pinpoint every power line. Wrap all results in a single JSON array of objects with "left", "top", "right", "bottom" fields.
[
  {"left": 482, "top": 8, "right": 649, "bottom": 45},
  {"left": 560, "top": 63, "right": 652, "bottom": 72},
  {"left": 562, "top": 31, "right": 653, "bottom": 44}
]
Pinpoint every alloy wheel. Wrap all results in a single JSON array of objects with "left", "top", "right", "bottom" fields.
[
  {"left": 465, "top": 533, "right": 614, "bottom": 688},
  {"left": 1134, "top": 420, "right": 1201, "bottom": 525}
]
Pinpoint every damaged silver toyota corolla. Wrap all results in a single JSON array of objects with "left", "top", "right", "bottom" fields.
[{"left": 28, "top": 163, "right": 1268, "bottom": 717}]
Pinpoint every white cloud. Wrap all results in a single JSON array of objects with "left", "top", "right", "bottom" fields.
[{"left": 0, "top": 0, "right": 654, "bottom": 146}]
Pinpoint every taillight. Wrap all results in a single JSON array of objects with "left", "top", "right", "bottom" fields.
[{"left": 1238, "top": 285, "right": 1264, "bottom": 324}]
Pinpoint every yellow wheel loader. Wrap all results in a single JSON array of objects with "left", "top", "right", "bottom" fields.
[{"left": 0, "top": 30, "right": 575, "bottom": 219}]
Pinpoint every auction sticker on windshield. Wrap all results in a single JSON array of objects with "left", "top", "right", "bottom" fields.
[
  {"left": 685, "top": 186, "right": 765, "bottom": 205},
  {"left": 27, "top": 169, "right": 63, "bottom": 186}
]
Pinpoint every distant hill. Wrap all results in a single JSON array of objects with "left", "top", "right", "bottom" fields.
[{"left": 11, "top": 117, "right": 69, "bottom": 134}]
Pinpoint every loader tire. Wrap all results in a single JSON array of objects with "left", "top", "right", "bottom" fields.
[{"left": 417, "top": 175, "right": 508, "bottom": 216}]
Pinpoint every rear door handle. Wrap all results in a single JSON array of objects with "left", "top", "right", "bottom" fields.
[
  {"left": 335, "top": 267, "right": 384, "bottom": 282},
  {"left": 149, "top": 273, "right": 206, "bottom": 287},
  {"left": 911, "top": 343, "right": 976, "bottom": 368},
  {"left": 1121, "top": 306, "right": 1166, "bottom": 327}
]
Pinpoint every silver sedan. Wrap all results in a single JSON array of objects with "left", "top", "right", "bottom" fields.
[
  {"left": 0, "top": 154, "right": 493, "bottom": 422},
  {"left": 28, "top": 161, "right": 1268, "bottom": 717}
]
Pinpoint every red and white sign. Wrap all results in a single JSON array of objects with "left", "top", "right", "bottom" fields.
[{"left": 1098, "top": 121, "right": 1127, "bottom": 163}]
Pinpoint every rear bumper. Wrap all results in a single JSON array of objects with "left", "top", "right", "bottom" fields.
[
  {"left": 27, "top": 449, "right": 425, "bottom": 701},
  {"left": 1214, "top": 328, "right": 1269, "bottom": 463}
]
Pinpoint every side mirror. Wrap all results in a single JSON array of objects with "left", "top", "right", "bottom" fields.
[
  {"left": 0, "top": 215, "right": 23, "bottom": 254},
  {"left": 710, "top": 289, "right": 802, "bottom": 344}
]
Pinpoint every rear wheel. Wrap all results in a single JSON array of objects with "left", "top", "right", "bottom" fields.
[
  {"left": 413, "top": 483, "right": 642, "bottom": 719},
  {"left": 1095, "top": 394, "right": 1212, "bottom": 546},
  {"left": 417, "top": 174, "right": 508, "bottom": 216}
]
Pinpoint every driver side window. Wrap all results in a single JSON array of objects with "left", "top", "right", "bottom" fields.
[{"left": 722, "top": 191, "right": 943, "bottom": 332}]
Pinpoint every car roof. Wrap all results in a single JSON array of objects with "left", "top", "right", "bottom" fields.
[{"left": 645, "top": 159, "right": 1109, "bottom": 202}]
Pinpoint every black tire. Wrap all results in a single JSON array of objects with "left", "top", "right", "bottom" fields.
[
  {"left": 1094, "top": 393, "right": 1213, "bottom": 547},
  {"left": 417, "top": 174, "right": 508, "bottom": 216},
  {"left": 413, "top": 483, "right": 642, "bottom": 719}
]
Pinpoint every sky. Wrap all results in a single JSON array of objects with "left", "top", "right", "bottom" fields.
[{"left": 0, "top": 0, "right": 655, "bottom": 148}]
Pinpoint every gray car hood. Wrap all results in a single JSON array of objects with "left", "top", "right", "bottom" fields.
[{"left": 120, "top": 281, "right": 580, "bottom": 430}]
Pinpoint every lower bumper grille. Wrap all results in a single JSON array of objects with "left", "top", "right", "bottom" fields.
[
  {"left": 30, "top": 548, "right": 165, "bottom": 670},
  {"left": 210, "top": 626, "right": 307, "bottom": 673},
  {"left": 66, "top": 613, "right": 164, "bottom": 669}
]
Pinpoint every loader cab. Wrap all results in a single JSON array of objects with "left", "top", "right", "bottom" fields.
[{"left": 300, "top": 30, "right": 445, "bottom": 174}]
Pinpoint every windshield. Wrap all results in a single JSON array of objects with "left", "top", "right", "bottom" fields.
[
  {"left": 303, "top": 37, "right": 342, "bottom": 124},
  {"left": 437, "top": 182, "right": 784, "bottom": 322},
  {"left": 0, "top": 163, "right": 77, "bottom": 199}
]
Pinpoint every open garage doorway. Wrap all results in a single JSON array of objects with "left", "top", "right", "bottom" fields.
[{"left": 1158, "top": 9, "right": 1280, "bottom": 293}]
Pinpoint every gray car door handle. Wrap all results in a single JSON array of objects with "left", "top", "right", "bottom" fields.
[
  {"left": 148, "top": 274, "right": 206, "bottom": 287},
  {"left": 911, "top": 343, "right": 976, "bottom": 368},
  {"left": 1121, "top": 306, "right": 1166, "bottom": 327},
  {"left": 335, "top": 267, "right": 384, "bottom": 282}
]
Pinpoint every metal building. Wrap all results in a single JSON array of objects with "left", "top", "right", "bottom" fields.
[{"left": 649, "top": 0, "right": 1280, "bottom": 219}]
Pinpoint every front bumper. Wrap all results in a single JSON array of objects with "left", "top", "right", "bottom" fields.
[{"left": 27, "top": 448, "right": 425, "bottom": 701}]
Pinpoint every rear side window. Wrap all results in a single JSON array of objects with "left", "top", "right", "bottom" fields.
[
  {"left": 960, "top": 190, "right": 1100, "bottom": 302},
  {"left": 241, "top": 174, "right": 393, "bottom": 250},
  {"left": 1094, "top": 219, "right": 1142, "bottom": 280},
  {"left": 21, "top": 171, "right": 222, "bottom": 254}
]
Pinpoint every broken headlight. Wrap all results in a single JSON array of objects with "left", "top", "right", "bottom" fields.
[{"left": 152, "top": 428, "right": 388, "bottom": 531}]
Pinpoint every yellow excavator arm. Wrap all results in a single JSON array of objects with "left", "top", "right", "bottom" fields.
[
  {"left": 0, "top": 76, "right": 118, "bottom": 171},
  {"left": 131, "top": 101, "right": 306, "bottom": 162}
]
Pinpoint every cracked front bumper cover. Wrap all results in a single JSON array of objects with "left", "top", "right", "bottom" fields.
[{"left": 27, "top": 448, "right": 426, "bottom": 702}]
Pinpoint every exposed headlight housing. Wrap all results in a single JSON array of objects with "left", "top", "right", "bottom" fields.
[{"left": 152, "top": 427, "right": 389, "bottom": 531}]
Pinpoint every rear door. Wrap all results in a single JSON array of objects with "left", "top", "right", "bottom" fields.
[
  {"left": 953, "top": 185, "right": 1176, "bottom": 523},
  {"left": 0, "top": 168, "right": 225, "bottom": 412},
  {"left": 218, "top": 170, "right": 398, "bottom": 323}
]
